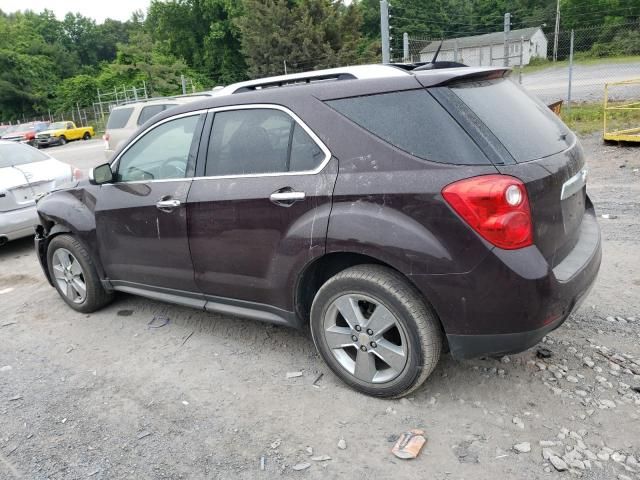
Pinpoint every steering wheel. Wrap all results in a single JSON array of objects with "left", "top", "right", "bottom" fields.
[{"left": 160, "top": 159, "right": 187, "bottom": 178}]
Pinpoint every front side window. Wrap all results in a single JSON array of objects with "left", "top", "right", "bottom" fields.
[
  {"left": 116, "top": 115, "right": 200, "bottom": 182},
  {"left": 205, "top": 108, "right": 325, "bottom": 176}
]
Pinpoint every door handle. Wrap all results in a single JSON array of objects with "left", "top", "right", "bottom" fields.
[
  {"left": 270, "top": 190, "right": 305, "bottom": 206},
  {"left": 156, "top": 199, "right": 181, "bottom": 212}
]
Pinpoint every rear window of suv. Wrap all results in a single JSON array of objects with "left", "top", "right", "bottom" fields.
[
  {"left": 326, "top": 90, "right": 489, "bottom": 165},
  {"left": 450, "top": 79, "right": 573, "bottom": 162},
  {"left": 137, "top": 104, "right": 176, "bottom": 126},
  {"left": 106, "top": 107, "right": 134, "bottom": 129}
]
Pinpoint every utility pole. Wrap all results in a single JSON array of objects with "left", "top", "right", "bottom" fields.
[
  {"left": 283, "top": 60, "right": 288, "bottom": 75},
  {"left": 181, "top": 74, "right": 187, "bottom": 95},
  {"left": 567, "top": 29, "right": 574, "bottom": 113},
  {"left": 380, "top": 0, "right": 390, "bottom": 63},
  {"left": 403, "top": 32, "right": 409, "bottom": 62},
  {"left": 503, "top": 12, "right": 511, "bottom": 67},
  {"left": 553, "top": 0, "right": 560, "bottom": 62}
]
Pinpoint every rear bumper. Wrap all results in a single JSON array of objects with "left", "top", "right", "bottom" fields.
[
  {"left": 410, "top": 207, "right": 602, "bottom": 360},
  {"left": 0, "top": 205, "right": 38, "bottom": 241}
]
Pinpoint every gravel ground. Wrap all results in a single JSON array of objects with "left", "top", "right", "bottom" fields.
[{"left": 0, "top": 134, "right": 639, "bottom": 480}]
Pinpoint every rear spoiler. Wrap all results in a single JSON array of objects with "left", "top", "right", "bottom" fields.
[{"left": 413, "top": 67, "right": 512, "bottom": 88}]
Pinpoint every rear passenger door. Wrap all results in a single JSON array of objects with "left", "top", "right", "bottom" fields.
[{"left": 187, "top": 106, "right": 338, "bottom": 311}]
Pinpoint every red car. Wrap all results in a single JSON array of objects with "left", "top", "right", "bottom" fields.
[{"left": 1, "top": 122, "right": 50, "bottom": 147}]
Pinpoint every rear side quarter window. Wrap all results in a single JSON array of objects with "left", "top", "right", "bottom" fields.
[
  {"left": 137, "top": 104, "right": 176, "bottom": 126},
  {"left": 106, "top": 107, "right": 134, "bottom": 129},
  {"left": 326, "top": 90, "right": 489, "bottom": 165}
]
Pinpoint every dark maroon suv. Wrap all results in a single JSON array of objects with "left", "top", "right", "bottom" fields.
[{"left": 34, "top": 65, "right": 601, "bottom": 397}]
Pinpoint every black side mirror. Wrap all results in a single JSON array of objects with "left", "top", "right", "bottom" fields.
[{"left": 89, "top": 163, "right": 114, "bottom": 185}]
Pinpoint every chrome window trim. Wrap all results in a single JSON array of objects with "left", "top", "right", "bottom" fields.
[
  {"left": 109, "top": 109, "right": 208, "bottom": 175},
  {"left": 107, "top": 104, "right": 332, "bottom": 185}
]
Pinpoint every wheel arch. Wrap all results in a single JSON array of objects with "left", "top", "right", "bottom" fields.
[{"left": 294, "top": 251, "right": 446, "bottom": 338}]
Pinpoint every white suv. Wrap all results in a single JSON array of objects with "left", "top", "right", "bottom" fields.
[{"left": 103, "top": 94, "right": 216, "bottom": 159}]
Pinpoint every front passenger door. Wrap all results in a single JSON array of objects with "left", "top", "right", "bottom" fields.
[{"left": 95, "top": 113, "right": 205, "bottom": 293}]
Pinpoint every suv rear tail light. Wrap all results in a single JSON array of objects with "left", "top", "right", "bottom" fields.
[{"left": 442, "top": 175, "right": 533, "bottom": 250}]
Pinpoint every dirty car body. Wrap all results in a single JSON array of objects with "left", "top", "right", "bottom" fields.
[{"left": 34, "top": 64, "right": 601, "bottom": 397}]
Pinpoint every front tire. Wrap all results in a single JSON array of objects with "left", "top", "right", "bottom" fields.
[
  {"left": 47, "top": 234, "right": 113, "bottom": 313},
  {"left": 310, "top": 265, "right": 442, "bottom": 398},
  {"left": 58, "top": 136, "right": 67, "bottom": 145},
  {"left": 82, "top": 132, "right": 91, "bottom": 140}
]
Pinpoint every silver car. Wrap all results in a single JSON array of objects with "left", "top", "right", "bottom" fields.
[{"left": 0, "top": 141, "right": 78, "bottom": 245}]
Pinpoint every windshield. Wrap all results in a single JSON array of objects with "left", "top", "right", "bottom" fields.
[
  {"left": 0, "top": 143, "right": 49, "bottom": 168},
  {"left": 49, "top": 122, "right": 67, "bottom": 130}
]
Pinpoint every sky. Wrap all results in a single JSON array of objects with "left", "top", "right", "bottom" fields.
[{"left": 0, "top": 0, "right": 152, "bottom": 23}]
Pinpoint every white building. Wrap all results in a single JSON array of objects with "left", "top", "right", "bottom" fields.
[{"left": 419, "top": 27, "right": 548, "bottom": 67}]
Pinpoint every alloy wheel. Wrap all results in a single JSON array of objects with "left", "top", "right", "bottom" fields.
[
  {"left": 51, "top": 248, "right": 87, "bottom": 304},
  {"left": 322, "top": 294, "right": 408, "bottom": 383}
]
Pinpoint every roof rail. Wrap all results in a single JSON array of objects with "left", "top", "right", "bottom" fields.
[
  {"left": 219, "top": 64, "right": 409, "bottom": 95},
  {"left": 116, "top": 91, "right": 217, "bottom": 107}
]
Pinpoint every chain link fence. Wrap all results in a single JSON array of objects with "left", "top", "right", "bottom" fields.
[{"left": 400, "top": 21, "right": 640, "bottom": 107}]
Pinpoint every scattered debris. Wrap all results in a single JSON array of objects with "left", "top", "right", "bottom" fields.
[
  {"left": 601, "top": 214, "right": 618, "bottom": 219},
  {"left": 292, "top": 462, "right": 311, "bottom": 471},
  {"left": 137, "top": 431, "right": 152, "bottom": 440},
  {"left": 181, "top": 331, "right": 195, "bottom": 347},
  {"left": 286, "top": 371, "right": 303, "bottom": 379},
  {"left": 87, "top": 469, "right": 100, "bottom": 477},
  {"left": 117, "top": 309, "right": 134, "bottom": 317},
  {"left": 260, "top": 456, "right": 265, "bottom": 471},
  {"left": 392, "top": 429, "right": 426, "bottom": 459},
  {"left": 512, "top": 417, "right": 525, "bottom": 429},
  {"left": 182, "top": 400, "right": 189, "bottom": 406},
  {"left": 148, "top": 315, "right": 170, "bottom": 328},
  {"left": 1, "top": 321, "right": 17, "bottom": 328},
  {"left": 337, "top": 438, "right": 347, "bottom": 450},
  {"left": 312, "top": 373, "right": 324, "bottom": 386},
  {"left": 61, "top": 418, "right": 67, "bottom": 424},
  {"left": 9, "top": 395, "right": 22, "bottom": 401},
  {"left": 513, "top": 442, "right": 531, "bottom": 453},
  {"left": 305, "top": 446, "right": 313, "bottom": 455},
  {"left": 270, "top": 438, "right": 281, "bottom": 449},
  {"left": 0, "top": 287, "right": 14, "bottom": 295},
  {"left": 536, "top": 348, "right": 552, "bottom": 359},
  {"left": 0, "top": 365, "right": 12, "bottom": 372},
  {"left": 549, "top": 455, "right": 569, "bottom": 471},
  {"left": 311, "top": 455, "right": 331, "bottom": 461},
  {"left": 66, "top": 346, "right": 74, "bottom": 354}
]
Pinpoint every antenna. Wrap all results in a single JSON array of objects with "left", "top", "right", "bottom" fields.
[{"left": 431, "top": 39, "right": 444, "bottom": 63}]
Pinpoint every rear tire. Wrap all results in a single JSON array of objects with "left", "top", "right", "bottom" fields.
[
  {"left": 47, "top": 234, "right": 113, "bottom": 313},
  {"left": 310, "top": 265, "right": 442, "bottom": 398},
  {"left": 58, "top": 136, "right": 67, "bottom": 145},
  {"left": 82, "top": 132, "right": 91, "bottom": 140}
]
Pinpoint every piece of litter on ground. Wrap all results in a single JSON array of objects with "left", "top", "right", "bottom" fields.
[
  {"left": 286, "top": 371, "right": 303, "bottom": 379},
  {"left": 1, "top": 321, "right": 17, "bottom": 328},
  {"left": 9, "top": 395, "right": 22, "bottom": 401},
  {"left": 66, "top": 346, "right": 74, "bottom": 354},
  {"left": 312, "top": 373, "right": 323, "bottom": 386},
  {"left": 148, "top": 315, "right": 170, "bottom": 328},
  {"left": 601, "top": 214, "right": 618, "bottom": 220},
  {"left": 0, "top": 365, "right": 12, "bottom": 372},
  {"left": 182, "top": 400, "right": 189, "bottom": 405},
  {"left": 260, "top": 456, "right": 265, "bottom": 471},
  {"left": 337, "top": 438, "right": 347, "bottom": 450},
  {"left": 292, "top": 463, "right": 311, "bottom": 471},
  {"left": 0, "top": 288, "right": 14, "bottom": 295},
  {"left": 391, "top": 429, "right": 426, "bottom": 459},
  {"left": 61, "top": 418, "right": 67, "bottom": 424},
  {"left": 305, "top": 446, "right": 313, "bottom": 455},
  {"left": 311, "top": 455, "right": 331, "bottom": 461},
  {"left": 181, "top": 330, "right": 195, "bottom": 347},
  {"left": 87, "top": 469, "right": 100, "bottom": 476},
  {"left": 137, "top": 431, "right": 152, "bottom": 440},
  {"left": 117, "top": 309, "right": 134, "bottom": 316},
  {"left": 270, "top": 438, "right": 281, "bottom": 449},
  {"left": 536, "top": 347, "right": 552, "bottom": 359}
]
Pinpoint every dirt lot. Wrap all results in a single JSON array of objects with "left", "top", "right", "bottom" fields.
[{"left": 1, "top": 134, "right": 639, "bottom": 480}]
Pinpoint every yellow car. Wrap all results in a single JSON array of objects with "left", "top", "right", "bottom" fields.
[{"left": 36, "top": 121, "right": 94, "bottom": 147}]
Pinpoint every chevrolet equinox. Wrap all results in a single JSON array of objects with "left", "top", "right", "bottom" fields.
[{"left": 35, "top": 64, "right": 601, "bottom": 397}]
